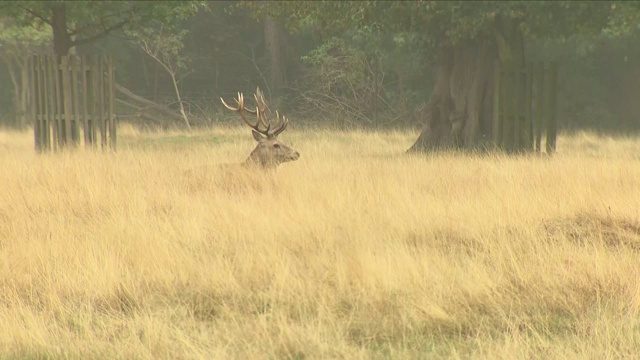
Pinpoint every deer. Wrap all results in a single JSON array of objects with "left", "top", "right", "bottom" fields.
[{"left": 220, "top": 87, "right": 300, "bottom": 170}]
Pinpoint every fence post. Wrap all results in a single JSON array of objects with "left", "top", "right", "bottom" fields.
[
  {"left": 40, "top": 55, "right": 50, "bottom": 151},
  {"left": 513, "top": 65, "right": 522, "bottom": 152},
  {"left": 61, "top": 56, "right": 76, "bottom": 147},
  {"left": 96, "top": 55, "right": 106, "bottom": 148},
  {"left": 492, "top": 60, "right": 502, "bottom": 149},
  {"left": 534, "top": 62, "right": 544, "bottom": 153},
  {"left": 546, "top": 62, "right": 558, "bottom": 154},
  {"left": 502, "top": 65, "right": 515, "bottom": 152},
  {"left": 107, "top": 56, "right": 116, "bottom": 150},
  {"left": 45, "top": 55, "right": 56, "bottom": 150},
  {"left": 71, "top": 56, "right": 81, "bottom": 145},
  {"left": 524, "top": 61, "right": 533, "bottom": 151},
  {"left": 81, "top": 56, "right": 91, "bottom": 145},
  {"left": 32, "top": 56, "right": 41, "bottom": 151},
  {"left": 91, "top": 55, "right": 99, "bottom": 147}
]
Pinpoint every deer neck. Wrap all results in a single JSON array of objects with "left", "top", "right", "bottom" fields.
[{"left": 245, "top": 151, "right": 278, "bottom": 170}]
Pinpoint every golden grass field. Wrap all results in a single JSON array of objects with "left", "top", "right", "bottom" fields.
[{"left": 1, "top": 124, "right": 640, "bottom": 359}]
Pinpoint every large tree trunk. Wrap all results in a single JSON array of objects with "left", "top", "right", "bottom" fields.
[
  {"left": 264, "top": 15, "right": 288, "bottom": 95},
  {"left": 51, "top": 3, "right": 72, "bottom": 56},
  {"left": 408, "top": 17, "right": 524, "bottom": 152}
]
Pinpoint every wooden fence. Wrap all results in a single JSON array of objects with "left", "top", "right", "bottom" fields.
[
  {"left": 493, "top": 61, "right": 558, "bottom": 154},
  {"left": 30, "top": 54, "right": 116, "bottom": 152}
]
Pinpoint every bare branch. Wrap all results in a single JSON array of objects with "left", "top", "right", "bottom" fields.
[{"left": 135, "top": 33, "right": 192, "bottom": 129}]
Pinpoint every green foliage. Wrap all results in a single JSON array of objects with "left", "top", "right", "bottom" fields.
[
  {"left": 603, "top": 2, "right": 640, "bottom": 37},
  {"left": 242, "top": 1, "right": 640, "bottom": 130},
  {"left": 0, "top": 17, "right": 52, "bottom": 56},
  {"left": 0, "top": 17, "right": 53, "bottom": 126},
  {"left": 0, "top": 1, "right": 208, "bottom": 51},
  {"left": 248, "top": 1, "right": 631, "bottom": 55}
]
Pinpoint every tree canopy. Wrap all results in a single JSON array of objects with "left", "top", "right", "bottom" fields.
[
  {"left": 0, "top": 1, "right": 207, "bottom": 55},
  {"left": 250, "top": 1, "right": 637, "bottom": 55},
  {"left": 0, "top": 1, "right": 639, "bottom": 134}
]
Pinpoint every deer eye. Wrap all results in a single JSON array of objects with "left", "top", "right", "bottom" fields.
[{"left": 273, "top": 143, "right": 280, "bottom": 149}]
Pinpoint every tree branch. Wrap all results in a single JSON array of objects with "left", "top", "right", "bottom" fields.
[
  {"left": 17, "top": 5, "right": 52, "bottom": 26},
  {"left": 115, "top": 83, "right": 182, "bottom": 121},
  {"left": 68, "top": 7, "right": 135, "bottom": 37},
  {"left": 70, "top": 19, "right": 128, "bottom": 48}
]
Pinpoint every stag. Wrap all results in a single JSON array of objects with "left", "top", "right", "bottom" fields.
[{"left": 220, "top": 87, "right": 299, "bottom": 169}]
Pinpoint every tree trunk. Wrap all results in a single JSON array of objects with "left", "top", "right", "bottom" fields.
[
  {"left": 264, "top": 15, "right": 287, "bottom": 95},
  {"left": 408, "top": 17, "right": 524, "bottom": 152},
  {"left": 18, "top": 58, "right": 30, "bottom": 128},
  {"left": 51, "top": 3, "right": 72, "bottom": 56}
]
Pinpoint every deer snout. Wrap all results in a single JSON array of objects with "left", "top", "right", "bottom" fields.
[{"left": 291, "top": 151, "right": 300, "bottom": 160}]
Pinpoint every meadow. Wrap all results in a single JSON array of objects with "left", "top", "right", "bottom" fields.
[{"left": 1, "top": 124, "right": 640, "bottom": 359}]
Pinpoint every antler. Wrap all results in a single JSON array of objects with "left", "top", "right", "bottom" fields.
[
  {"left": 221, "top": 87, "right": 289, "bottom": 138},
  {"left": 220, "top": 92, "right": 270, "bottom": 136},
  {"left": 269, "top": 110, "right": 289, "bottom": 137},
  {"left": 253, "top": 87, "right": 288, "bottom": 137}
]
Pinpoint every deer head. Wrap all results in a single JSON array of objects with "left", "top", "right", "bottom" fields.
[{"left": 221, "top": 87, "right": 300, "bottom": 169}]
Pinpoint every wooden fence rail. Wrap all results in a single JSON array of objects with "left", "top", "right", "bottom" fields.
[
  {"left": 493, "top": 61, "right": 558, "bottom": 154},
  {"left": 30, "top": 54, "right": 116, "bottom": 152}
]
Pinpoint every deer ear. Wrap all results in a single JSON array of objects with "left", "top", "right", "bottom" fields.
[{"left": 252, "top": 130, "right": 266, "bottom": 142}]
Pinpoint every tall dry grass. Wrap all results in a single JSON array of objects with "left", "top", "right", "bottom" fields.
[{"left": 1, "top": 125, "right": 639, "bottom": 359}]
